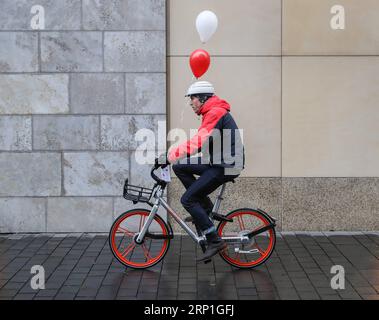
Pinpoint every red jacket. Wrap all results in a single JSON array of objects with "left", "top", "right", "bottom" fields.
[{"left": 168, "top": 95, "right": 233, "bottom": 164}]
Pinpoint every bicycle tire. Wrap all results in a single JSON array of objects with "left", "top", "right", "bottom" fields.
[
  {"left": 109, "top": 208, "right": 172, "bottom": 269},
  {"left": 217, "top": 208, "right": 276, "bottom": 269}
]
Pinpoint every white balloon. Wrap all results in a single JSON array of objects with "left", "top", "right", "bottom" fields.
[{"left": 196, "top": 10, "right": 218, "bottom": 43}]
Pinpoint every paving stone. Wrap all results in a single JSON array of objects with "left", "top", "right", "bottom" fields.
[
  {"left": 178, "top": 284, "right": 197, "bottom": 293},
  {"left": 320, "top": 295, "right": 342, "bottom": 300},
  {"left": 76, "top": 288, "right": 98, "bottom": 297},
  {"left": 54, "top": 293, "right": 76, "bottom": 300},
  {"left": 0, "top": 289, "right": 18, "bottom": 298},
  {"left": 177, "top": 293, "right": 197, "bottom": 300},
  {"left": 13, "top": 293, "right": 36, "bottom": 300},
  {"left": 238, "top": 288, "right": 258, "bottom": 295},
  {"left": 117, "top": 288, "right": 138, "bottom": 297},
  {"left": 2, "top": 282, "right": 24, "bottom": 290},
  {"left": 137, "top": 293, "right": 157, "bottom": 299},
  {"left": 35, "top": 289, "right": 58, "bottom": 297},
  {"left": 95, "top": 285, "right": 119, "bottom": 299},
  {"left": 239, "top": 295, "right": 259, "bottom": 300},
  {"left": 355, "top": 286, "right": 378, "bottom": 295}
]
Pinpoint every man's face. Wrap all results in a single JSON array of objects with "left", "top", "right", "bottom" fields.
[{"left": 189, "top": 95, "right": 202, "bottom": 114}]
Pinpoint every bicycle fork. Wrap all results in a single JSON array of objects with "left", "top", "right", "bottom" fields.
[{"left": 134, "top": 202, "right": 160, "bottom": 244}]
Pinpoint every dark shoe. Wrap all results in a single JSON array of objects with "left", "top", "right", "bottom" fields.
[{"left": 196, "top": 232, "right": 227, "bottom": 262}]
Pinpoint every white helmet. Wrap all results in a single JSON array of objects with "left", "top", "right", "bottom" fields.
[{"left": 185, "top": 81, "right": 215, "bottom": 97}]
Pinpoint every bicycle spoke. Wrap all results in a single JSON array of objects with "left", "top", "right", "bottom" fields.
[
  {"left": 117, "top": 226, "right": 134, "bottom": 237},
  {"left": 117, "top": 234, "right": 127, "bottom": 251},
  {"left": 254, "top": 243, "right": 264, "bottom": 256},
  {"left": 141, "top": 243, "right": 152, "bottom": 261},
  {"left": 237, "top": 215, "right": 246, "bottom": 230},
  {"left": 121, "top": 242, "right": 136, "bottom": 258}
]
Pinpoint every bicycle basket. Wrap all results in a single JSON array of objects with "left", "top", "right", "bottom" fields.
[{"left": 123, "top": 179, "right": 154, "bottom": 204}]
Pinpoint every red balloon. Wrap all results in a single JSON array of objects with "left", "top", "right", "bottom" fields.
[{"left": 189, "top": 49, "right": 210, "bottom": 78}]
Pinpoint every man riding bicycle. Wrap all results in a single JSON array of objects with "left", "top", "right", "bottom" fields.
[{"left": 159, "top": 81, "right": 245, "bottom": 262}]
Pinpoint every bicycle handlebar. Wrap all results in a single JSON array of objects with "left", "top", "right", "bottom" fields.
[{"left": 150, "top": 161, "right": 168, "bottom": 186}]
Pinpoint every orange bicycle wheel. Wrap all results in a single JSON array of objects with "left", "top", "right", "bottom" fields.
[
  {"left": 109, "top": 209, "right": 171, "bottom": 269},
  {"left": 217, "top": 208, "right": 276, "bottom": 269}
]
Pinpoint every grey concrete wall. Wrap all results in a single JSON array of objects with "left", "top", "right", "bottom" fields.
[{"left": 0, "top": 0, "right": 166, "bottom": 233}]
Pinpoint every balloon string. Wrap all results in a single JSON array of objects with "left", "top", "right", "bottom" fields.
[
  {"left": 181, "top": 74, "right": 198, "bottom": 124},
  {"left": 180, "top": 105, "right": 184, "bottom": 124}
]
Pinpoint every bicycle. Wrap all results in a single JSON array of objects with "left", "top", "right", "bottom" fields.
[{"left": 109, "top": 162, "right": 277, "bottom": 269}]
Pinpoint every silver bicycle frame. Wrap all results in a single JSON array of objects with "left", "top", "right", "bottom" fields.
[
  {"left": 212, "top": 183, "right": 226, "bottom": 214},
  {"left": 160, "top": 197, "right": 202, "bottom": 242},
  {"left": 136, "top": 183, "right": 250, "bottom": 245}
]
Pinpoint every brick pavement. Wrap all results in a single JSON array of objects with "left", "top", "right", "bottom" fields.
[{"left": 0, "top": 232, "right": 378, "bottom": 300}]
